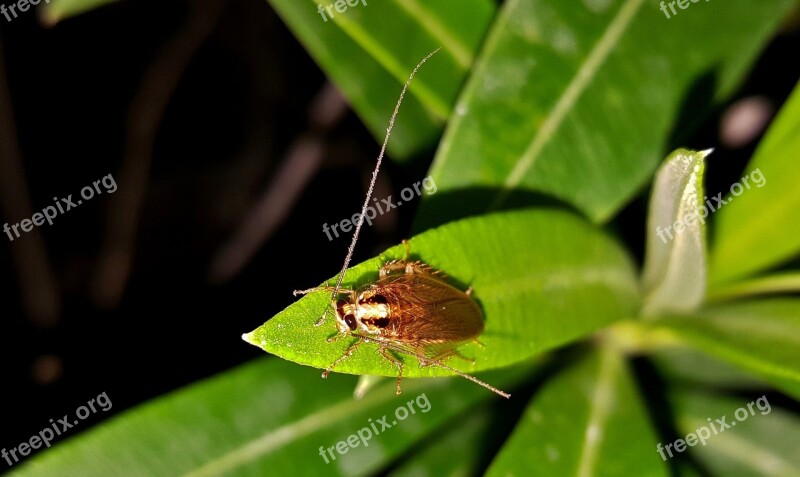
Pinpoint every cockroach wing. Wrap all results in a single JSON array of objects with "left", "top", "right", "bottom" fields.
[{"left": 371, "top": 272, "right": 484, "bottom": 345}]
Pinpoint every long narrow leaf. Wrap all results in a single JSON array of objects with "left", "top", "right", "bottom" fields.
[
  {"left": 486, "top": 347, "right": 667, "bottom": 476},
  {"left": 669, "top": 389, "right": 800, "bottom": 476},
  {"left": 266, "top": 0, "right": 496, "bottom": 158},
  {"left": 710, "top": 81, "right": 800, "bottom": 285},
  {"left": 651, "top": 298, "right": 800, "bottom": 400},
  {"left": 416, "top": 0, "right": 796, "bottom": 226},
  {"left": 9, "top": 359, "right": 531, "bottom": 476},
  {"left": 245, "top": 208, "right": 639, "bottom": 378}
]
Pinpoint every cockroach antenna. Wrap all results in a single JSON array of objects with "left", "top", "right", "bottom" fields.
[{"left": 295, "top": 48, "right": 442, "bottom": 326}]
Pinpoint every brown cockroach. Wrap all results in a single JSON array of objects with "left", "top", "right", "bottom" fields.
[{"left": 295, "top": 49, "right": 509, "bottom": 399}]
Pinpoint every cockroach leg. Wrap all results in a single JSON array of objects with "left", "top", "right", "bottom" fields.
[
  {"left": 322, "top": 338, "right": 362, "bottom": 378},
  {"left": 379, "top": 260, "right": 409, "bottom": 278},
  {"left": 315, "top": 312, "right": 328, "bottom": 327},
  {"left": 401, "top": 239, "right": 410, "bottom": 260},
  {"left": 408, "top": 260, "right": 445, "bottom": 277},
  {"left": 378, "top": 346, "right": 404, "bottom": 395},
  {"left": 359, "top": 336, "right": 511, "bottom": 399}
]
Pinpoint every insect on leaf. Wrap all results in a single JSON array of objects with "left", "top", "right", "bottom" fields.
[{"left": 243, "top": 208, "right": 639, "bottom": 381}]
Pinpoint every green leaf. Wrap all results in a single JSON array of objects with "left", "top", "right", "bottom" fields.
[
  {"left": 388, "top": 405, "right": 493, "bottom": 477},
  {"left": 710, "top": 81, "right": 800, "bottom": 285},
  {"left": 390, "top": 356, "right": 551, "bottom": 476},
  {"left": 707, "top": 270, "right": 800, "bottom": 303},
  {"left": 486, "top": 347, "right": 667, "bottom": 477},
  {"left": 265, "top": 0, "right": 496, "bottom": 158},
  {"left": 669, "top": 389, "right": 800, "bottom": 476},
  {"left": 649, "top": 346, "right": 768, "bottom": 392},
  {"left": 245, "top": 208, "right": 639, "bottom": 379},
  {"left": 10, "top": 358, "right": 530, "bottom": 477},
  {"left": 41, "top": 0, "right": 121, "bottom": 24},
  {"left": 641, "top": 148, "right": 709, "bottom": 316},
  {"left": 651, "top": 298, "right": 800, "bottom": 400},
  {"left": 416, "top": 0, "right": 796, "bottom": 226},
  {"left": 674, "top": 461, "right": 706, "bottom": 477}
]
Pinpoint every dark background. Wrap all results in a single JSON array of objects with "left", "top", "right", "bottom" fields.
[{"left": 0, "top": 0, "right": 798, "bottom": 465}]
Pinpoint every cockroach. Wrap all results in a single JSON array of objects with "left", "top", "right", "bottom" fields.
[{"left": 294, "top": 49, "right": 510, "bottom": 399}]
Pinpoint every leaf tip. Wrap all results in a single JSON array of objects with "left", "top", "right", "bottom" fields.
[{"left": 241, "top": 331, "right": 256, "bottom": 346}]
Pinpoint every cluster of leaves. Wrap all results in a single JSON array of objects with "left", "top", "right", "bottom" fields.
[{"left": 17, "top": 0, "right": 800, "bottom": 476}]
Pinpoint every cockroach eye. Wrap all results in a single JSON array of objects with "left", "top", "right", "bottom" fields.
[{"left": 343, "top": 314, "right": 357, "bottom": 330}]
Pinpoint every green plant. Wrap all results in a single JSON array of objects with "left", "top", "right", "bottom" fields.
[{"left": 15, "top": 1, "right": 800, "bottom": 476}]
